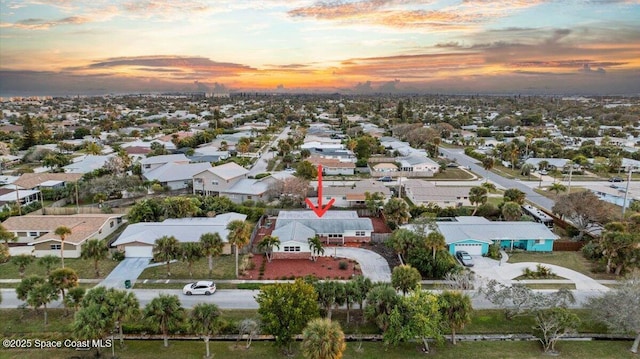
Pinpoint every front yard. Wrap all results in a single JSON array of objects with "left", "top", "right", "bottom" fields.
[
  {"left": 137, "top": 255, "right": 236, "bottom": 280},
  {"left": 0, "top": 258, "right": 120, "bottom": 279},
  {"left": 507, "top": 251, "right": 617, "bottom": 280}
]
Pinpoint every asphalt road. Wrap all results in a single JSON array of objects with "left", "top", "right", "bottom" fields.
[
  {"left": 0, "top": 288, "right": 604, "bottom": 310},
  {"left": 440, "top": 147, "right": 556, "bottom": 210},
  {"left": 248, "top": 126, "right": 290, "bottom": 175}
]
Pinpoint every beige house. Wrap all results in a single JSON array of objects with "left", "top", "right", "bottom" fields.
[
  {"left": 192, "top": 162, "right": 249, "bottom": 196},
  {"left": 2, "top": 214, "right": 125, "bottom": 258},
  {"left": 403, "top": 180, "right": 472, "bottom": 207},
  {"left": 12, "top": 172, "right": 82, "bottom": 190}
]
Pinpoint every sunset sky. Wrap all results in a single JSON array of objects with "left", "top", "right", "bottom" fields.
[{"left": 1, "top": 0, "right": 639, "bottom": 96}]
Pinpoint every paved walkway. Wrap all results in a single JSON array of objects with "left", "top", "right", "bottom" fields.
[
  {"left": 332, "top": 247, "right": 391, "bottom": 282},
  {"left": 98, "top": 257, "right": 151, "bottom": 289},
  {"left": 472, "top": 253, "right": 610, "bottom": 292}
]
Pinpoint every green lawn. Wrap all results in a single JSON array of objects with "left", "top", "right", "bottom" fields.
[
  {"left": 507, "top": 251, "right": 616, "bottom": 280},
  {"left": 433, "top": 168, "right": 475, "bottom": 180},
  {"left": 0, "top": 258, "right": 120, "bottom": 279},
  {"left": 462, "top": 309, "right": 607, "bottom": 334},
  {"left": 138, "top": 255, "right": 237, "bottom": 280},
  {"left": 0, "top": 339, "right": 635, "bottom": 359}
]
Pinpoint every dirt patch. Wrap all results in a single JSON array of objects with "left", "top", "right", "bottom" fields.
[
  {"left": 361, "top": 241, "right": 401, "bottom": 269},
  {"left": 365, "top": 216, "right": 392, "bottom": 233},
  {"left": 242, "top": 254, "right": 362, "bottom": 280}
]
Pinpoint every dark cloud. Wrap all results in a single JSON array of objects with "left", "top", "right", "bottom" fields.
[{"left": 579, "top": 63, "right": 606, "bottom": 74}]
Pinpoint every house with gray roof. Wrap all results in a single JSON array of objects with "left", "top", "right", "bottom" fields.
[
  {"left": 111, "top": 212, "right": 247, "bottom": 257},
  {"left": 274, "top": 210, "right": 373, "bottom": 246},
  {"left": 271, "top": 222, "right": 315, "bottom": 259},
  {"left": 143, "top": 162, "right": 212, "bottom": 190},
  {"left": 192, "top": 162, "right": 249, "bottom": 196},
  {"left": 396, "top": 155, "right": 439, "bottom": 175},
  {"left": 402, "top": 180, "right": 472, "bottom": 207},
  {"left": 220, "top": 175, "right": 282, "bottom": 204},
  {"left": 305, "top": 180, "right": 391, "bottom": 208},
  {"left": 403, "top": 216, "right": 557, "bottom": 256},
  {"left": 63, "top": 154, "right": 115, "bottom": 174},
  {"left": 140, "top": 154, "right": 189, "bottom": 174}
]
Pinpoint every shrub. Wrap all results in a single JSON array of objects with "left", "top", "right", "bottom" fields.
[
  {"left": 338, "top": 261, "right": 348, "bottom": 270},
  {"left": 581, "top": 241, "right": 602, "bottom": 260},
  {"left": 486, "top": 242, "right": 502, "bottom": 260},
  {"left": 111, "top": 250, "right": 125, "bottom": 261}
]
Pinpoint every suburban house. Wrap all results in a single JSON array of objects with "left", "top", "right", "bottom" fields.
[
  {"left": 306, "top": 181, "right": 392, "bottom": 208},
  {"left": 272, "top": 211, "right": 374, "bottom": 252},
  {"left": 1, "top": 214, "right": 125, "bottom": 258},
  {"left": 524, "top": 158, "right": 571, "bottom": 170},
  {"left": 403, "top": 216, "right": 557, "bottom": 256},
  {"left": 140, "top": 154, "right": 189, "bottom": 174},
  {"left": 402, "top": 180, "right": 472, "bottom": 207},
  {"left": 12, "top": 173, "right": 82, "bottom": 190},
  {"left": 219, "top": 175, "right": 282, "bottom": 204},
  {"left": 0, "top": 189, "right": 41, "bottom": 211},
  {"left": 63, "top": 154, "right": 115, "bottom": 174},
  {"left": 588, "top": 184, "right": 638, "bottom": 208},
  {"left": 308, "top": 156, "right": 356, "bottom": 176},
  {"left": 143, "top": 162, "right": 212, "bottom": 190},
  {"left": 271, "top": 222, "right": 315, "bottom": 259},
  {"left": 111, "top": 212, "right": 247, "bottom": 257},
  {"left": 192, "top": 162, "right": 249, "bottom": 196},
  {"left": 396, "top": 155, "right": 439, "bottom": 175}
]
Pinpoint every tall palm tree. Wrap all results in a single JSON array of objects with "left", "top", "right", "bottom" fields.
[
  {"left": 469, "top": 186, "right": 488, "bottom": 216},
  {"left": 226, "top": 220, "right": 252, "bottom": 278},
  {"left": 143, "top": 294, "right": 184, "bottom": 347},
  {"left": 439, "top": 291, "right": 473, "bottom": 345},
  {"left": 257, "top": 235, "right": 280, "bottom": 263},
  {"left": 181, "top": 242, "right": 204, "bottom": 278},
  {"left": 425, "top": 231, "right": 446, "bottom": 260},
  {"left": 54, "top": 226, "right": 72, "bottom": 268},
  {"left": 81, "top": 238, "right": 109, "bottom": 277},
  {"left": 482, "top": 157, "right": 494, "bottom": 182},
  {"left": 189, "top": 303, "right": 222, "bottom": 359},
  {"left": 107, "top": 288, "right": 140, "bottom": 347},
  {"left": 301, "top": 318, "right": 346, "bottom": 359},
  {"left": 200, "top": 233, "right": 224, "bottom": 276},
  {"left": 153, "top": 236, "right": 180, "bottom": 277}
]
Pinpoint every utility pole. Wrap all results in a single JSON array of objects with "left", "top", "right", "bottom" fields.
[{"left": 567, "top": 162, "right": 573, "bottom": 194}]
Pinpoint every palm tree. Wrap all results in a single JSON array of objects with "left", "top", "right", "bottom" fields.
[
  {"left": 81, "top": 238, "right": 109, "bottom": 277},
  {"left": 181, "top": 242, "right": 204, "bottom": 277},
  {"left": 469, "top": 186, "right": 488, "bottom": 216},
  {"left": 27, "top": 282, "right": 59, "bottom": 326},
  {"left": 49, "top": 267, "right": 78, "bottom": 304},
  {"left": 54, "top": 226, "right": 72, "bottom": 268},
  {"left": 63, "top": 287, "right": 85, "bottom": 313},
  {"left": 308, "top": 235, "right": 324, "bottom": 262},
  {"left": 549, "top": 182, "right": 567, "bottom": 195},
  {"left": 387, "top": 228, "right": 417, "bottom": 265},
  {"left": 153, "top": 236, "right": 181, "bottom": 277},
  {"left": 12, "top": 254, "right": 34, "bottom": 278},
  {"left": 189, "top": 303, "right": 222, "bottom": 358},
  {"left": 257, "top": 235, "right": 280, "bottom": 263},
  {"left": 301, "top": 318, "right": 346, "bottom": 359},
  {"left": 502, "top": 201, "right": 522, "bottom": 221},
  {"left": 200, "top": 233, "right": 224, "bottom": 276},
  {"left": 482, "top": 157, "right": 494, "bottom": 182},
  {"left": 439, "top": 291, "right": 473, "bottom": 345},
  {"left": 107, "top": 288, "right": 140, "bottom": 347},
  {"left": 425, "top": 231, "right": 446, "bottom": 260},
  {"left": 37, "top": 255, "right": 61, "bottom": 276},
  {"left": 226, "top": 220, "right": 252, "bottom": 278},
  {"left": 144, "top": 294, "right": 184, "bottom": 347}
]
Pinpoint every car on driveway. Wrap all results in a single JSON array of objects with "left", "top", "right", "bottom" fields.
[
  {"left": 377, "top": 176, "right": 393, "bottom": 182},
  {"left": 455, "top": 251, "right": 474, "bottom": 267},
  {"left": 608, "top": 177, "right": 624, "bottom": 182},
  {"left": 183, "top": 281, "right": 216, "bottom": 295}
]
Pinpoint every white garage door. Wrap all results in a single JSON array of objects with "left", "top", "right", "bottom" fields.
[
  {"left": 454, "top": 243, "right": 483, "bottom": 256},
  {"left": 125, "top": 246, "right": 153, "bottom": 258}
]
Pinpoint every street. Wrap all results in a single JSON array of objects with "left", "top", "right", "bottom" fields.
[
  {"left": 248, "top": 126, "right": 290, "bottom": 176},
  {"left": 0, "top": 288, "right": 605, "bottom": 310}
]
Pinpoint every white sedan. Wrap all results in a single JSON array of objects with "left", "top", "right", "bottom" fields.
[{"left": 183, "top": 281, "right": 216, "bottom": 295}]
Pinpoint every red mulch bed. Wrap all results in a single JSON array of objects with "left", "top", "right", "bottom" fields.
[
  {"left": 366, "top": 216, "right": 392, "bottom": 233},
  {"left": 242, "top": 253, "right": 362, "bottom": 280}
]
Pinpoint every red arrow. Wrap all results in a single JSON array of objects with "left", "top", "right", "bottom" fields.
[{"left": 305, "top": 164, "right": 335, "bottom": 218}]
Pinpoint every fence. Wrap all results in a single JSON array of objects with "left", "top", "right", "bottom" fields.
[
  {"left": 42, "top": 207, "right": 128, "bottom": 215},
  {"left": 552, "top": 240, "right": 586, "bottom": 252},
  {"left": 371, "top": 233, "right": 391, "bottom": 243}
]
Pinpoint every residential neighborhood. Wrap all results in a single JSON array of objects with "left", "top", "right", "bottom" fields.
[{"left": 1, "top": 93, "right": 639, "bottom": 358}]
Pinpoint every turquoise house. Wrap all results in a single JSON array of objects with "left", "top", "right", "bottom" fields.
[{"left": 434, "top": 217, "right": 558, "bottom": 255}]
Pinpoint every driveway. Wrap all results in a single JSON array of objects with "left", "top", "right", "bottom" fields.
[
  {"left": 333, "top": 247, "right": 391, "bottom": 282},
  {"left": 471, "top": 256, "right": 609, "bottom": 291},
  {"left": 98, "top": 257, "right": 151, "bottom": 289}
]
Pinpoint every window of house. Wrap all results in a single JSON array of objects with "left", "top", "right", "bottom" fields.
[
  {"left": 327, "top": 234, "right": 343, "bottom": 238},
  {"left": 17, "top": 232, "right": 27, "bottom": 237},
  {"left": 144, "top": 164, "right": 151, "bottom": 169},
  {"left": 50, "top": 244, "right": 61, "bottom": 250},
  {"left": 29, "top": 232, "right": 38, "bottom": 237},
  {"left": 284, "top": 246, "right": 301, "bottom": 252},
  {"left": 110, "top": 221, "right": 114, "bottom": 228},
  {"left": 535, "top": 239, "right": 545, "bottom": 245},
  {"left": 211, "top": 180, "right": 219, "bottom": 185},
  {"left": 117, "top": 218, "right": 123, "bottom": 224},
  {"left": 247, "top": 196, "right": 252, "bottom": 200},
  {"left": 355, "top": 231, "right": 365, "bottom": 236}
]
